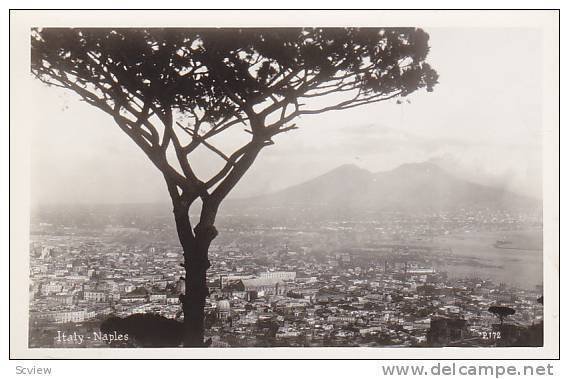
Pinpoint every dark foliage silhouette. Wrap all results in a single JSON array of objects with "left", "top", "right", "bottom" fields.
[
  {"left": 488, "top": 306, "right": 516, "bottom": 325},
  {"left": 100, "top": 314, "right": 183, "bottom": 347}
]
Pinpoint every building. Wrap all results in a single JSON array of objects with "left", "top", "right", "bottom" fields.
[
  {"left": 54, "top": 294, "right": 75, "bottom": 305},
  {"left": 217, "top": 299, "right": 231, "bottom": 321},
  {"left": 240, "top": 278, "right": 290, "bottom": 296},
  {"left": 120, "top": 287, "right": 148, "bottom": 303},
  {"left": 83, "top": 290, "right": 107, "bottom": 302},
  {"left": 166, "top": 294, "right": 180, "bottom": 304},
  {"left": 328, "top": 315, "right": 356, "bottom": 324},
  {"left": 149, "top": 291, "right": 167, "bottom": 303},
  {"left": 34, "top": 309, "right": 88, "bottom": 324},
  {"left": 41, "top": 283, "right": 63, "bottom": 296},
  {"left": 407, "top": 268, "right": 436, "bottom": 275},
  {"left": 259, "top": 271, "right": 297, "bottom": 281}
]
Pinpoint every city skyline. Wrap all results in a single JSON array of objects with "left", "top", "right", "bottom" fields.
[{"left": 28, "top": 204, "right": 544, "bottom": 348}]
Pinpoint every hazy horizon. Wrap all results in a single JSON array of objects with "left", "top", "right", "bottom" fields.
[{"left": 30, "top": 159, "right": 542, "bottom": 209}]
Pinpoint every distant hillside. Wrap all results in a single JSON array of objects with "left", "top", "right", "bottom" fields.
[
  {"left": 226, "top": 162, "right": 540, "bottom": 214},
  {"left": 33, "top": 162, "right": 541, "bottom": 226}
]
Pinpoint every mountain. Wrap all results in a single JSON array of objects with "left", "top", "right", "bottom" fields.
[{"left": 227, "top": 162, "right": 539, "bottom": 214}]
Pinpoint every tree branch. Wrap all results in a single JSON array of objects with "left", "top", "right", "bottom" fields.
[
  {"left": 209, "top": 141, "right": 264, "bottom": 205},
  {"left": 176, "top": 122, "right": 230, "bottom": 162}
]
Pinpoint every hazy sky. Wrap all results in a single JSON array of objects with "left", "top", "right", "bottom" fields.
[{"left": 30, "top": 28, "right": 543, "bottom": 205}]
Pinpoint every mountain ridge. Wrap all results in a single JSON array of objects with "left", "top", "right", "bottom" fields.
[{"left": 227, "top": 161, "right": 539, "bottom": 213}]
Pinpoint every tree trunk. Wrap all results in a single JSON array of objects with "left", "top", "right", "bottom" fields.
[
  {"left": 172, "top": 200, "right": 218, "bottom": 347},
  {"left": 181, "top": 225, "right": 216, "bottom": 347},
  {"left": 182, "top": 241, "right": 208, "bottom": 347},
  {"left": 165, "top": 173, "right": 221, "bottom": 347}
]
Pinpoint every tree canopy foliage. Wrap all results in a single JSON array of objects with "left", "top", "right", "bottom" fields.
[{"left": 488, "top": 306, "right": 516, "bottom": 324}]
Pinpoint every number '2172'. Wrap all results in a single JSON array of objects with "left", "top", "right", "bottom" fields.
[{"left": 479, "top": 331, "right": 501, "bottom": 340}]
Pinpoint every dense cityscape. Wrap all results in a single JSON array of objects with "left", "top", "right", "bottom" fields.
[{"left": 28, "top": 205, "right": 544, "bottom": 348}]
